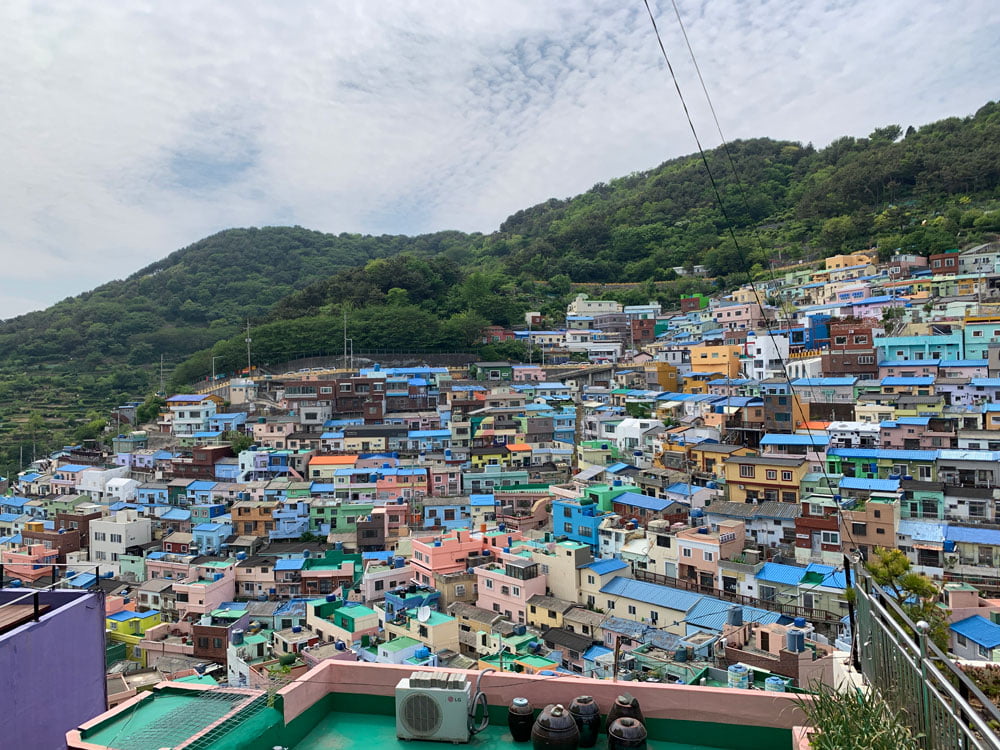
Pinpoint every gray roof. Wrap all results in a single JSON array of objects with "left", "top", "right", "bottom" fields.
[
  {"left": 527, "top": 594, "right": 576, "bottom": 613},
  {"left": 703, "top": 500, "right": 800, "bottom": 521}
]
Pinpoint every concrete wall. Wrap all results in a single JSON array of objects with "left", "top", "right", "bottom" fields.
[{"left": 0, "top": 588, "right": 107, "bottom": 750}]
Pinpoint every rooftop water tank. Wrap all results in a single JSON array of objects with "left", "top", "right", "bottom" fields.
[{"left": 793, "top": 616, "right": 807, "bottom": 628}]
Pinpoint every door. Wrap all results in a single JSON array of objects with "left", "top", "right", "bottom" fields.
[{"left": 811, "top": 531, "right": 822, "bottom": 556}]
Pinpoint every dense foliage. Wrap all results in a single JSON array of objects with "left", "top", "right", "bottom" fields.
[{"left": 0, "top": 102, "right": 998, "bottom": 471}]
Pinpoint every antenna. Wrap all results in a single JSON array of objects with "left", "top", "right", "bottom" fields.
[{"left": 417, "top": 606, "right": 431, "bottom": 622}]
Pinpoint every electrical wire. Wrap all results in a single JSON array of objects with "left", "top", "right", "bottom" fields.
[{"left": 640, "top": 0, "right": 864, "bottom": 556}]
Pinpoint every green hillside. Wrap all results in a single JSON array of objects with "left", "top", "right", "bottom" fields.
[{"left": 1, "top": 101, "right": 999, "bottom": 471}]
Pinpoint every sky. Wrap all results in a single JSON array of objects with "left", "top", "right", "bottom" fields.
[{"left": 1, "top": 1, "right": 998, "bottom": 317}]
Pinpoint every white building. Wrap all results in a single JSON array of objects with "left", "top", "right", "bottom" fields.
[
  {"left": 167, "top": 394, "right": 219, "bottom": 436},
  {"left": 827, "top": 421, "right": 880, "bottom": 449},
  {"left": 89, "top": 510, "right": 153, "bottom": 576},
  {"left": 567, "top": 294, "right": 623, "bottom": 316},
  {"left": 76, "top": 466, "right": 131, "bottom": 502},
  {"left": 105, "top": 477, "right": 140, "bottom": 504},
  {"left": 743, "top": 334, "right": 790, "bottom": 381}
]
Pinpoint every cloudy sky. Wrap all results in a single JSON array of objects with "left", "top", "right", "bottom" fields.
[{"left": 1, "top": 1, "right": 997, "bottom": 317}]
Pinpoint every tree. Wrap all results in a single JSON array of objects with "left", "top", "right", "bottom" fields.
[
  {"left": 548, "top": 274, "right": 572, "bottom": 296},
  {"left": 866, "top": 547, "right": 949, "bottom": 649},
  {"left": 224, "top": 430, "right": 254, "bottom": 453}
]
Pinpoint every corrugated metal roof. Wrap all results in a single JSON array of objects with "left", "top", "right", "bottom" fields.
[
  {"left": 756, "top": 562, "right": 806, "bottom": 586},
  {"left": 599, "top": 576, "right": 703, "bottom": 612},
  {"left": 583, "top": 559, "right": 629, "bottom": 576},
  {"left": 950, "top": 615, "right": 1000, "bottom": 648},
  {"left": 946, "top": 526, "right": 1000, "bottom": 546}
]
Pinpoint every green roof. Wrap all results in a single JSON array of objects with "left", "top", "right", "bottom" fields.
[
  {"left": 335, "top": 604, "right": 377, "bottom": 619},
  {"left": 381, "top": 636, "right": 421, "bottom": 653},
  {"left": 516, "top": 654, "right": 559, "bottom": 668},
  {"left": 404, "top": 608, "right": 453, "bottom": 626}
]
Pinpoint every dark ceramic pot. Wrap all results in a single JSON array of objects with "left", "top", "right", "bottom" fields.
[
  {"left": 605, "top": 693, "right": 644, "bottom": 734},
  {"left": 531, "top": 703, "right": 580, "bottom": 750},
  {"left": 608, "top": 716, "right": 648, "bottom": 750},
  {"left": 568, "top": 695, "right": 600, "bottom": 748},
  {"left": 508, "top": 697, "right": 534, "bottom": 742}
]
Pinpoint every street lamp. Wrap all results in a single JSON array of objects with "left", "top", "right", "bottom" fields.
[{"left": 211, "top": 356, "right": 223, "bottom": 384}]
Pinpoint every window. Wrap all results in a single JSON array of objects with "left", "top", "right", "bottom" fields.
[
  {"left": 587, "top": 575, "right": 595, "bottom": 585},
  {"left": 980, "top": 644, "right": 992, "bottom": 659},
  {"left": 809, "top": 503, "right": 824, "bottom": 516},
  {"left": 739, "top": 464, "right": 755, "bottom": 479},
  {"left": 628, "top": 605, "right": 636, "bottom": 615},
  {"left": 852, "top": 522, "right": 867, "bottom": 536},
  {"left": 703, "top": 551, "right": 714, "bottom": 562},
  {"left": 455, "top": 584, "right": 466, "bottom": 596},
  {"left": 781, "top": 471, "right": 793, "bottom": 482},
  {"left": 682, "top": 548, "right": 692, "bottom": 557},
  {"left": 563, "top": 523, "right": 573, "bottom": 534},
  {"left": 766, "top": 470, "right": 777, "bottom": 481},
  {"left": 782, "top": 491, "right": 797, "bottom": 503},
  {"left": 110, "top": 533, "right": 122, "bottom": 544},
  {"left": 606, "top": 600, "right": 615, "bottom": 610},
  {"left": 484, "top": 578, "right": 493, "bottom": 589},
  {"left": 821, "top": 531, "right": 840, "bottom": 545}
]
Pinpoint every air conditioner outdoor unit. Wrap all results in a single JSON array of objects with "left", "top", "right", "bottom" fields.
[{"left": 396, "top": 671, "right": 471, "bottom": 743}]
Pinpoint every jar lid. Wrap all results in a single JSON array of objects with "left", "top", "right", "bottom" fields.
[{"left": 512, "top": 697, "right": 529, "bottom": 707}]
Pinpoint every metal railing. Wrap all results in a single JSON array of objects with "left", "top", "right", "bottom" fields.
[{"left": 854, "top": 568, "right": 1000, "bottom": 749}]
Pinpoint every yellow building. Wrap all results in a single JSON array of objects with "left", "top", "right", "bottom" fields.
[
  {"left": 107, "top": 610, "right": 162, "bottom": 665},
  {"left": 642, "top": 361, "right": 680, "bottom": 391},
  {"left": 688, "top": 344, "right": 744, "bottom": 379},
  {"left": 526, "top": 594, "right": 576, "bottom": 631},
  {"left": 384, "top": 607, "right": 459, "bottom": 653},
  {"left": 722, "top": 455, "right": 809, "bottom": 504},
  {"left": 825, "top": 252, "right": 875, "bottom": 270}
]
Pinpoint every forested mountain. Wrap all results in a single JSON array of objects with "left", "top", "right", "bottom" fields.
[{"left": 2, "top": 101, "right": 999, "bottom": 471}]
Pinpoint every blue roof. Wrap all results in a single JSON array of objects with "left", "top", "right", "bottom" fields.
[
  {"left": 187, "top": 481, "right": 216, "bottom": 491},
  {"left": 583, "top": 559, "right": 629, "bottom": 576},
  {"left": 760, "top": 434, "right": 829, "bottom": 447},
  {"left": 19, "top": 472, "right": 41, "bottom": 483},
  {"left": 897, "top": 520, "right": 945, "bottom": 543},
  {"left": 408, "top": 429, "right": 451, "bottom": 438},
  {"left": 310, "top": 482, "right": 335, "bottom": 493},
  {"left": 839, "top": 477, "right": 901, "bottom": 493},
  {"left": 64, "top": 571, "right": 95, "bottom": 588},
  {"left": 0, "top": 512, "right": 22, "bottom": 523},
  {"left": 804, "top": 563, "right": 847, "bottom": 589},
  {"left": 971, "top": 378, "right": 1000, "bottom": 387},
  {"left": 828, "top": 447, "right": 936, "bottom": 461},
  {"left": 107, "top": 609, "right": 159, "bottom": 622},
  {"left": 599, "top": 576, "right": 704, "bottom": 612},
  {"left": 666, "top": 483, "right": 700, "bottom": 496},
  {"left": 469, "top": 494, "right": 495, "bottom": 506},
  {"left": 791, "top": 377, "right": 857, "bottom": 387},
  {"left": 946, "top": 526, "right": 1000, "bottom": 546},
  {"left": 684, "top": 598, "right": 782, "bottom": 632},
  {"left": 882, "top": 377, "right": 935, "bottom": 386},
  {"left": 193, "top": 523, "right": 227, "bottom": 532},
  {"left": 940, "top": 360, "right": 987, "bottom": 367},
  {"left": 756, "top": 562, "right": 806, "bottom": 586},
  {"left": 362, "top": 550, "right": 394, "bottom": 561},
  {"left": 275, "top": 558, "right": 306, "bottom": 571},
  {"left": 583, "top": 644, "right": 612, "bottom": 662},
  {"left": 54, "top": 464, "right": 90, "bottom": 473},
  {"left": 606, "top": 462, "right": 632, "bottom": 473},
  {"left": 611, "top": 491, "right": 671, "bottom": 512},
  {"left": 161, "top": 508, "right": 191, "bottom": 521},
  {"left": 951, "top": 615, "right": 1000, "bottom": 649}
]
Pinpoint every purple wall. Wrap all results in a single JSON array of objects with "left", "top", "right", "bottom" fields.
[{"left": 0, "top": 588, "right": 107, "bottom": 750}]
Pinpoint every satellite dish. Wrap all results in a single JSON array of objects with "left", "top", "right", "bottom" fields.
[{"left": 417, "top": 606, "right": 432, "bottom": 623}]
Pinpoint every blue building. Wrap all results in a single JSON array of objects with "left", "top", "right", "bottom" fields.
[
  {"left": 269, "top": 500, "right": 310, "bottom": 540},
  {"left": 422, "top": 499, "right": 472, "bottom": 530},
  {"left": 552, "top": 497, "right": 613, "bottom": 550},
  {"left": 192, "top": 521, "right": 233, "bottom": 555}
]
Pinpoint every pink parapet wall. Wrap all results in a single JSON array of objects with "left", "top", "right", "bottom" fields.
[{"left": 278, "top": 660, "right": 809, "bottom": 730}]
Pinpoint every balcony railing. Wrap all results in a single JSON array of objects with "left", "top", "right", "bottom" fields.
[{"left": 854, "top": 566, "right": 1000, "bottom": 749}]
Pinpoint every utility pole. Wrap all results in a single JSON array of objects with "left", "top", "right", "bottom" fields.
[
  {"left": 245, "top": 320, "right": 252, "bottom": 375},
  {"left": 211, "top": 356, "right": 223, "bottom": 386},
  {"left": 159, "top": 354, "right": 165, "bottom": 396},
  {"left": 572, "top": 381, "right": 584, "bottom": 476}
]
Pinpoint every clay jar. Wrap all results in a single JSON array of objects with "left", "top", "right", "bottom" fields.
[
  {"left": 568, "top": 695, "right": 601, "bottom": 748},
  {"left": 604, "top": 693, "right": 645, "bottom": 733},
  {"left": 608, "top": 716, "right": 648, "bottom": 750},
  {"left": 508, "top": 697, "right": 534, "bottom": 742},
  {"left": 531, "top": 703, "right": 581, "bottom": 750}
]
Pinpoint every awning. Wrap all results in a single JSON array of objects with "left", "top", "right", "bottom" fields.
[{"left": 914, "top": 543, "right": 943, "bottom": 551}]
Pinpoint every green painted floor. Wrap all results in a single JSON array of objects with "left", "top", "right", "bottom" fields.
[{"left": 292, "top": 711, "right": 722, "bottom": 750}]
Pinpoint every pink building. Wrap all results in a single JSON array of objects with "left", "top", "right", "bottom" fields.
[
  {"left": 359, "top": 557, "right": 413, "bottom": 603},
  {"left": 1, "top": 544, "right": 59, "bottom": 582},
  {"left": 427, "top": 466, "right": 462, "bottom": 497},
  {"left": 512, "top": 365, "right": 546, "bottom": 382},
  {"left": 375, "top": 468, "right": 429, "bottom": 501},
  {"left": 676, "top": 520, "right": 746, "bottom": 589},
  {"left": 235, "top": 558, "right": 276, "bottom": 600},
  {"left": 51, "top": 464, "right": 93, "bottom": 495},
  {"left": 712, "top": 302, "right": 766, "bottom": 332},
  {"left": 146, "top": 553, "right": 197, "bottom": 583},
  {"left": 475, "top": 557, "right": 547, "bottom": 624},
  {"left": 880, "top": 417, "right": 956, "bottom": 450},
  {"left": 252, "top": 419, "right": 297, "bottom": 449},
  {"left": 840, "top": 296, "right": 906, "bottom": 320},
  {"left": 173, "top": 562, "right": 237, "bottom": 622},
  {"left": 410, "top": 529, "right": 525, "bottom": 585}
]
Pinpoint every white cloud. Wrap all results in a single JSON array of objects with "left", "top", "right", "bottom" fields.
[{"left": 0, "top": 0, "right": 997, "bottom": 316}]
